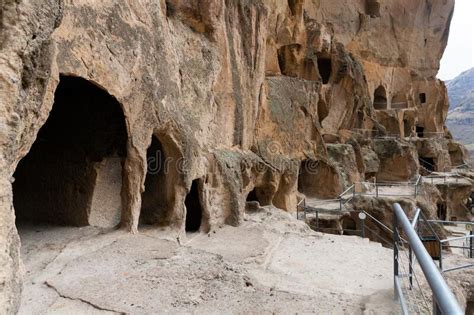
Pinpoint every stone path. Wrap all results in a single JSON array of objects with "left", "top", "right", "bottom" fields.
[{"left": 17, "top": 207, "right": 398, "bottom": 314}]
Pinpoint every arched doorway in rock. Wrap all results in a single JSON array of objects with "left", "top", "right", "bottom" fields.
[
  {"left": 373, "top": 86, "right": 387, "bottom": 110},
  {"left": 139, "top": 135, "right": 169, "bottom": 227},
  {"left": 185, "top": 179, "right": 204, "bottom": 232},
  {"left": 246, "top": 185, "right": 273, "bottom": 207},
  {"left": 13, "top": 75, "right": 128, "bottom": 228}
]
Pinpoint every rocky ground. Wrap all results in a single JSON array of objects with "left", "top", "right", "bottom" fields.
[{"left": 17, "top": 207, "right": 399, "bottom": 314}]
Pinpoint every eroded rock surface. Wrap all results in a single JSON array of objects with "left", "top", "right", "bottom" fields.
[{"left": 0, "top": 0, "right": 471, "bottom": 312}]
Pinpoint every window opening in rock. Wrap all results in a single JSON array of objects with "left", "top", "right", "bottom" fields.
[
  {"left": 419, "top": 93, "right": 426, "bottom": 104},
  {"left": 13, "top": 75, "right": 127, "bottom": 227},
  {"left": 365, "top": 0, "right": 381, "bottom": 17},
  {"left": 373, "top": 86, "right": 387, "bottom": 110},
  {"left": 185, "top": 180, "right": 203, "bottom": 232},
  {"left": 437, "top": 203, "right": 447, "bottom": 221},
  {"left": 416, "top": 125, "right": 425, "bottom": 138},
  {"left": 317, "top": 55, "right": 332, "bottom": 84}
]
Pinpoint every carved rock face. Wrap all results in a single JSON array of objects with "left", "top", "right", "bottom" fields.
[{"left": 1, "top": 0, "right": 469, "bottom": 311}]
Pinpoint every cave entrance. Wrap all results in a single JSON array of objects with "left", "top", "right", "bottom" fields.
[
  {"left": 140, "top": 135, "right": 169, "bottom": 227},
  {"left": 437, "top": 203, "right": 447, "bottom": 221},
  {"left": 373, "top": 86, "right": 387, "bottom": 110},
  {"left": 342, "top": 217, "right": 357, "bottom": 235},
  {"left": 185, "top": 179, "right": 203, "bottom": 232},
  {"left": 316, "top": 54, "right": 332, "bottom": 84},
  {"left": 416, "top": 125, "right": 425, "bottom": 138},
  {"left": 365, "top": 0, "right": 381, "bottom": 17},
  {"left": 12, "top": 76, "right": 127, "bottom": 228},
  {"left": 419, "top": 93, "right": 426, "bottom": 104},
  {"left": 247, "top": 188, "right": 259, "bottom": 203},
  {"left": 419, "top": 157, "right": 435, "bottom": 172},
  {"left": 246, "top": 185, "right": 273, "bottom": 207},
  {"left": 277, "top": 44, "right": 302, "bottom": 77}
]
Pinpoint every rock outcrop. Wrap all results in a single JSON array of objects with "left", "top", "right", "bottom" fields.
[{"left": 0, "top": 0, "right": 470, "bottom": 311}]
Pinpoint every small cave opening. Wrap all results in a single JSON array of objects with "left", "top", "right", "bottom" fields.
[
  {"left": 185, "top": 179, "right": 203, "bottom": 232},
  {"left": 373, "top": 86, "right": 387, "bottom": 110},
  {"left": 437, "top": 203, "right": 447, "bottom": 221},
  {"left": 12, "top": 75, "right": 127, "bottom": 227},
  {"left": 277, "top": 44, "right": 302, "bottom": 77},
  {"left": 246, "top": 188, "right": 259, "bottom": 203},
  {"left": 419, "top": 157, "right": 436, "bottom": 172},
  {"left": 365, "top": 0, "right": 381, "bottom": 17},
  {"left": 342, "top": 217, "right": 357, "bottom": 235},
  {"left": 316, "top": 55, "right": 332, "bottom": 84},
  {"left": 391, "top": 94, "right": 408, "bottom": 109},
  {"left": 246, "top": 185, "right": 273, "bottom": 207},
  {"left": 139, "top": 135, "right": 169, "bottom": 226},
  {"left": 416, "top": 125, "right": 425, "bottom": 138},
  {"left": 419, "top": 93, "right": 426, "bottom": 104}
]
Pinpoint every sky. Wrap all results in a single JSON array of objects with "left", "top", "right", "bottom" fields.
[{"left": 437, "top": 0, "right": 474, "bottom": 81}]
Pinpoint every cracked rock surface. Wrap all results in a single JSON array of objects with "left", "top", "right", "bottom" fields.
[{"left": 18, "top": 207, "right": 397, "bottom": 314}]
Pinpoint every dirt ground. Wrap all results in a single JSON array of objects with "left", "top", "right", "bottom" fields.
[{"left": 17, "top": 206, "right": 399, "bottom": 314}]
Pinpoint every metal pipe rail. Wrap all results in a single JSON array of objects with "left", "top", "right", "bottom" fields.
[{"left": 393, "top": 203, "right": 463, "bottom": 315}]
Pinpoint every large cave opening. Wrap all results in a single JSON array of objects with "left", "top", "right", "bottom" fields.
[
  {"left": 13, "top": 75, "right": 127, "bottom": 227},
  {"left": 185, "top": 179, "right": 203, "bottom": 232},
  {"left": 373, "top": 86, "right": 387, "bottom": 110}
]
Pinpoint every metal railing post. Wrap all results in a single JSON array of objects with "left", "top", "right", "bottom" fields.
[
  {"left": 392, "top": 203, "right": 463, "bottom": 315},
  {"left": 470, "top": 231, "right": 473, "bottom": 259},
  {"left": 360, "top": 211, "right": 366, "bottom": 238},
  {"left": 439, "top": 242, "right": 443, "bottom": 271},
  {"left": 393, "top": 209, "right": 399, "bottom": 300},
  {"left": 409, "top": 246, "right": 413, "bottom": 289},
  {"left": 316, "top": 211, "right": 319, "bottom": 230}
]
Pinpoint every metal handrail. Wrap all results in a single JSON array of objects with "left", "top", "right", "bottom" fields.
[{"left": 393, "top": 203, "right": 463, "bottom": 315}]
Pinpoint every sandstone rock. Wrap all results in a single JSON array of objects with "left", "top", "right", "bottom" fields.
[{"left": 0, "top": 0, "right": 466, "bottom": 311}]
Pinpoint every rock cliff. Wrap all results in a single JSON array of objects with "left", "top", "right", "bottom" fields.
[{"left": 0, "top": 0, "right": 469, "bottom": 312}]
